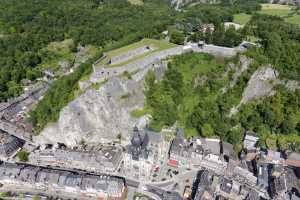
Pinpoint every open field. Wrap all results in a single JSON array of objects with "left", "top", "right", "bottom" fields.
[
  {"left": 99, "top": 38, "right": 178, "bottom": 67},
  {"left": 258, "top": 4, "right": 300, "bottom": 25},
  {"left": 259, "top": 3, "right": 293, "bottom": 16},
  {"left": 234, "top": 4, "right": 300, "bottom": 25},
  {"left": 128, "top": 0, "right": 144, "bottom": 5},
  {"left": 261, "top": 3, "right": 291, "bottom": 10},
  {"left": 233, "top": 13, "right": 252, "bottom": 25}
]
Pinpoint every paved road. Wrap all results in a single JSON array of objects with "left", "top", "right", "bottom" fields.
[{"left": 192, "top": 44, "right": 238, "bottom": 57}]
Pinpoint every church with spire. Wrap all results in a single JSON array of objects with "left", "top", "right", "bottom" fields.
[
  {"left": 130, "top": 126, "right": 150, "bottom": 161},
  {"left": 122, "top": 126, "right": 167, "bottom": 181}
]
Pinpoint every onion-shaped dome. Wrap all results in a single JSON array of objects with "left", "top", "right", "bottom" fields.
[{"left": 131, "top": 126, "right": 142, "bottom": 147}]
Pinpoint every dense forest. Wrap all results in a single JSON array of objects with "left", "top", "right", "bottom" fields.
[
  {"left": 144, "top": 5, "right": 300, "bottom": 152},
  {"left": 0, "top": 0, "right": 261, "bottom": 132},
  {"left": 0, "top": 0, "right": 173, "bottom": 101},
  {"left": 0, "top": 0, "right": 263, "bottom": 102},
  {"left": 244, "top": 14, "right": 300, "bottom": 80},
  {"left": 1, "top": 0, "right": 299, "bottom": 146},
  {"left": 175, "top": 0, "right": 263, "bottom": 46},
  {"left": 144, "top": 1, "right": 300, "bottom": 153},
  {"left": 145, "top": 51, "right": 300, "bottom": 152}
]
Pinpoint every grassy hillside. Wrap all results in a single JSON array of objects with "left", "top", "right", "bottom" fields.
[
  {"left": 145, "top": 52, "right": 300, "bottom": 152},
  {"left": 99, "top": 38, "right": 177, "bottom": 67}
]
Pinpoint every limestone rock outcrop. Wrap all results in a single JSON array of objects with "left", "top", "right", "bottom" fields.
[
  {"left": 229, "top": 66, "right": 278, "bottom": 116},
  {"left": 34, "top": 62, "right": 167, "bottom": 147}
]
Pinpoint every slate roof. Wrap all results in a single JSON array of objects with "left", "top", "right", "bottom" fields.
[
  {"left": 0, "top": 131, "right": 24, "bottom": 157},
  {"left": 273, "top": 175, "right": 287, "bottom": 194},
  {"left": 36, "top": 168, "right": 61, "bottom": 185},
  {"left": 245, "top": 189, "right": 260, "bottom": 200},
  {"left": 64, "top": 173, "right": 82, "bottom": 188},
  {"left": 169, "top": 133, "right": 219, "bottom": 160},
  {"left": 220, "top": 178, "right": 233, "bottom": 194},
  {"left": 129, "top": 127, "right": 150, "bottom": 160},
  {"left": 202, "top": 138, "right": 221, "bottom": 155},
  {"left": 287, "top": 152, "right": 300, "bottom": 160},
  {"left": 0, "top": 162, "right": 23, "bottom": 179},
  {"left": 17, "top": 166, "right": 40, "bottom": 183},
  {"left": 30, "top": 145, "right": 123, "bottom": 171},
  {"left": 222, "top": 142, "right": 236, "bottom": 159},
  {"left": 243, "top": 131, "right": 259, "bottom": 150},
  {"left": 257, "top": 163, "right": 270, "bottom": 189},
  {"left": 162, "top": 191, "right": 183, "bottom": 200},
  {"left": 146, "top": 129, "right": 163, "bottom": 144},
  {"left": 192, "top": 170, "right": 215, "bottom": 200},
  {"left": 169, "top": 132, "right": 190, "bottom": 158},
  {"left": 0, "top": 162, "right": 125, "bottom": 196}
]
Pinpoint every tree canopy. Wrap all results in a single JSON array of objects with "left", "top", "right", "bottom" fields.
[{"left": 0, "top": 0, "right": 174, "bottom": 101}]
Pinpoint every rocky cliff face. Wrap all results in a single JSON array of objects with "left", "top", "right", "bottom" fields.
[
  {"left": 229, "top": 65, "right": 279, "bottom": 116},
  {"left": 34, "top": 62, "right": 167, "bottom": 147}
]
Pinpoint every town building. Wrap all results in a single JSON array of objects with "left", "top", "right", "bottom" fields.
[
  {"left": 257, "top": 163, "right": 270, "bottom": 190},
  {"left": 0, "top": 131, "right": 24, "bottom": 160},
  {"left": 29, "top": 145, "right": 123, "bottom": 173},
  {"left": 243, "top": 131, "right": 259, "bottom": 151},
  {"left": 202, "top": 138, "right": 221, "bottom": 156},
  {"left": 245, "top": 189, "right": 260, "bottom": 200},
  {"left": 0, "top": 162, "right": 126, "bottom": 200},
  {"left": 232, "top": 166, "right": 257, "bottom": 187},
  {"left": 129, "top": 126, "right": 150, "bottom": 161},
  {"left": 168, "top": 128, "right": 193, "bottom": 168},
  {"left": 123, "top": 127, "right": 166, "bottom": 181},
  {"left": 0, "top": 82, "right": 48, "bottom": 142},
  {"left": 286, "top": 152, "right": 300, "bottom": 168},
  {"left": 201, "top": 154, "right": 227, "bottom": 175},
  {"left": 168, "top": 129, "right": 219, "bottom": 168},
  {"left": 168, "top": 129, "right": 232, "bottom": 170},
  {"left": 221, "top": 142, "right": 236, "bottom": 161},
  {"left": 162, "top": 191, "right": 183, "bottom": 200},
  {"left": 192, "top": 169, "right": 215, "bottom": 200}
]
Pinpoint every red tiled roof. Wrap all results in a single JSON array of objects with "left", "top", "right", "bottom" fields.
[{"left": 168, "top": 159, "right": 178, "bottom": 167}]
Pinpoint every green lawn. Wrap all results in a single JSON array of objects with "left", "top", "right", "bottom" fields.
[
  {"left": 260, "top": 3, "right": 291, "bottom": 10},
  {"left": 128, "top": 0, "right": 144, "bottom": 5},
  {"left": 285, "top": 15, "right": 300, "bottom": 24},
  {"left": 233, "top": 13, "right": 252, "bottom": 25},
  {"left": 258, "top": 4, "right": 300, "bottom": 25},
  {"left": 98, "top": 38, "right": 177, "bottom": 67},
  {"left": 234, "top": 4, "right": 300, "bottom": 25}
]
